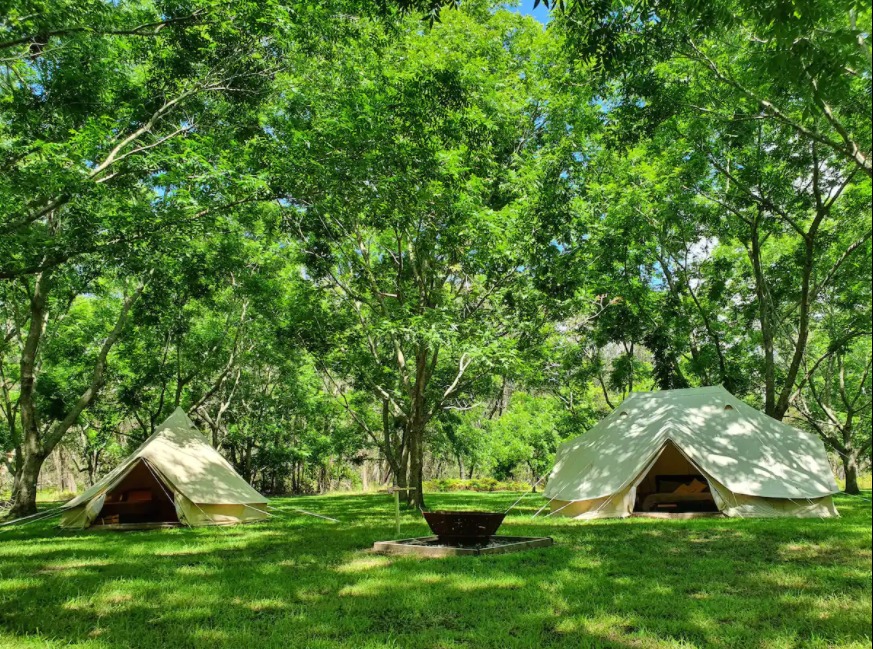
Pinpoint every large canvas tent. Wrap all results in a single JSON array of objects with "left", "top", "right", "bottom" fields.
[
  {"left": 544, "top": 386, "right": 839, "bottom": 519},
  {"left": 60, "top": 408, "right": 268, "bottom": 529}
]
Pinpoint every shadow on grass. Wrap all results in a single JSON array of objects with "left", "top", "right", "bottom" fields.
[{"left": 0, "top": 492, "right": 870, "bottom": 649}]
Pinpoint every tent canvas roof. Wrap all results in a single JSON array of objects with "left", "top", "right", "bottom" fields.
[
  {"left": 65, "top": 408, "right": 266, "bottom": 509},
  {"left": 544, "top": 386, "right": 838, "bottom": 502}
]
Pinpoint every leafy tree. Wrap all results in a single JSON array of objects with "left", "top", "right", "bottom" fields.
[
  {"left": 430, "top": 406, "right": 493, "bottom": 479},
  {"left": 0, "top": 0, "right": 322, "bottom": 516},
  {"left": 558, "top": 0, "right": 872, "bottom": 419},
  {"left": 264, "top": 7, "right": 562, "bottom": 506},
  {"left": 1, "top": 267, "right": 146, "bottom": 516},
  {"left": 483, "top": 391, "right": 563, "bottom": 484},
  {"left": 793, "top": 336, "right": 872, "bottom": 494},
  {"left": 550, "top": 0, "right": 871, "bottom": 177}
]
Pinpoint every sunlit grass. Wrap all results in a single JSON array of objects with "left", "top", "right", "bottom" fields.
[{"left": 1, "top": 491, "right": 870, "bottom": 648}]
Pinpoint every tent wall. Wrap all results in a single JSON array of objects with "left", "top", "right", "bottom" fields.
[
  {"left": 707, "top": 476, "right": 838, "bottom": 518},
  {"left": 721, "top": 495, "right": 838, "bottom": 518},
  {"left": 549, "top": 474, "right": 839, "bottom": 520},
  {"left": 59, "top": 496, "right": 104, "bottom": 529},
  {"left": 549, "top": 486, "right": 635, "bottom": 519},
  {"left": 175, "top": 493, "right": 268, "bottom": 526},
  {"left": 61, "top": 496, "right": 268, "bottom": 528}
]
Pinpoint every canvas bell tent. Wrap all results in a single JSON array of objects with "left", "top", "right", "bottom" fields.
[
  {"left": 60, "top": 408, "right": 268, "bottom": 529},
  {"left": 544, "top": 387, "right": 839, "bottom": 519}
]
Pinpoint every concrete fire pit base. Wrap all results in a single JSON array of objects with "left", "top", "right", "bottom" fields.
[{"left": 373, "top": 535, "right": 553, "bottom": 557}]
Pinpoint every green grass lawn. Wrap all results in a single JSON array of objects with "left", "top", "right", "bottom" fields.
[{"left": 1, "top": 492, "right": 870, "bottom": 649}]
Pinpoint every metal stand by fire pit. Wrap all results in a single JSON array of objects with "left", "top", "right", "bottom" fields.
[
  {"left": 373, "top": 535, "right": 553, "bottom": 557},
  {"left": 373, "top": 510, "right": 553, "bottom": 557}
]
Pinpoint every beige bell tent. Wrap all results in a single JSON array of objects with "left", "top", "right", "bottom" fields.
[
  {"left": 60, "top": 408, "right": 268, "bottom": 529},
  {"left": 544, "top": 386, "right": 839, "bottom": 519}
]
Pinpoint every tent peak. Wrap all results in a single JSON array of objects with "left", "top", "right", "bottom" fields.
[
  {"left": 156, "top": 407, "right": 197, "bottom": 434},
  {"left": 624, "top": 386, "right": 730, "bottom": 401}
]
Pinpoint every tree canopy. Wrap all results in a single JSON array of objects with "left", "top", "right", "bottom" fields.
[{"left": 1, "top": 0, "right": 870, "bottom": 515}]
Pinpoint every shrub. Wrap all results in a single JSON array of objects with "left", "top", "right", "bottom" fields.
[{"left": 423, "top": 478, "right": 530, "bottom": 493}]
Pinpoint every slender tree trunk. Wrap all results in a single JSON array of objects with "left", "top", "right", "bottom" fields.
[
  {"left": 244, "top": 440, "right": 253, "bottom": 484},
  {"left": 404, "top": 346, "right": 430, "bottom": 509},
  {"left": 381, "top": 399, "right": 411, "bottom": 495},
  {"left": 57, "top": 447, "right": 76, "bottom": 493},
  {"left": 773, "top": 229, "right": 818, "bottom": 420},
  {"left": 748, "top": 217, "right": 777, "bottom": 416},
  {"left": 406, "top": 421, "right": 425, "bottom": 508},
  {"left": 87, "top": 455, "right": 97, "bottom": 487}
]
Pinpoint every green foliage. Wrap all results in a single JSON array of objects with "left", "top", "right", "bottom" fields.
[
  {"left": 255, "top": 6, "right": 570, "bottom": 503},
  {"left": 1, "top": 0, "right": 870, "bottom": 508},
  {"left": 483, "top": 392, "right": 563, "bottom": 480},
  {"left": 423, "top": 477, "right": 530, "bottom": 492}
]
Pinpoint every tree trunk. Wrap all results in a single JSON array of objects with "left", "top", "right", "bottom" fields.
[
  {"left": 7, "top": 277, "right": 145, "bottom": 518},
  {"left": 7, "top": 271, "right": 51, "bottom": 518},
  {"left": 381, "top": 399, "right": 411, "bottom": 495},
  {"left": 404, "top": 346, "right": 430, "bottom": 509},
  {"left": 406, "top": 421, "right": 425, "bottom": 508},
  {"left": 773, "top": 232, "right": 817, "bottom": 421},
  {"left": 244, "top": 440, "right": 253, "bottom": 483},
  {"left": 57, "top": 447, "right": 76, "bottom": 493},
  {"left": 319, "top": 464, "right": 329, "bottom": 493},
  {"left": 6, "top": 451, "right": 45, "bottom": 518},
  {"left": 748, "top": 217, "right": 777, "bottom": 417},
  {"left": 842, "top": 450, "right": 860, "bottom": 495}
]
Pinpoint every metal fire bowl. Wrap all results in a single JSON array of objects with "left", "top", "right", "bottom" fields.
[{"left": 422, "top": 510, "right": 506, "bottom": 544}]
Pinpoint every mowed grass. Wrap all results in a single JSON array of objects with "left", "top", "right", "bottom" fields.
[{"left": 1, "top": 492, "right": 870, "bottom": 649}]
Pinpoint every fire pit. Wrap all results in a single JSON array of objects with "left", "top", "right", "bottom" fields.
[
  {"left": 373, "top": 509, "right": 553, "bottom": 557},
  {"left": 422, "top": 510, "right": 506, "bottom": 544}
]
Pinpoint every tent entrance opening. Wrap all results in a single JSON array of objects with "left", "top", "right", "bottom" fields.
[
  {"left": 93, "top": 460, "right": 180, "bottom": 526},
  {"left": 633, "top": 442, "right": 719, "bottom": 514}
]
